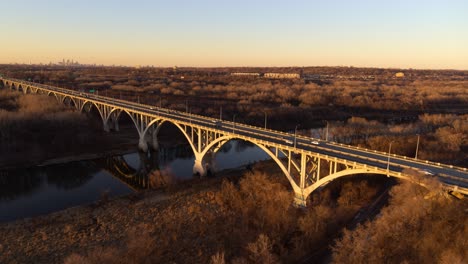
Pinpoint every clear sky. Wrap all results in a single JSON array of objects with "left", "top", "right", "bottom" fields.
[{"left": 1, "top": 0, "right": 467, "bottom": 69}]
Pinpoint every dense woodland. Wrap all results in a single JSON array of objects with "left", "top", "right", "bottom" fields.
[{"left": 0, "top": 65, "right": 466, "bottom": 263}]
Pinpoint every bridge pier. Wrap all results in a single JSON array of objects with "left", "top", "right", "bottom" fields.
[
  {"left": 193, "top": 157, "right": 207, "bottom": 177},
  {"left": 293, "top": 192, "right": 307, "bottom": 208},
  {"left": 112, "top": 117, "right": 120, "bottom": 132},
  {"left": 138, "top": 136, "right": 149, "bottom": 153},
  {"left": 103, "top": 121, "right": 111, "bottom": 132},
  {"left": 105, "top": 118, "right": 120, "bottom": 132},
  {"left": 150, "top": 129, "right": 159, "bottom": 150}
]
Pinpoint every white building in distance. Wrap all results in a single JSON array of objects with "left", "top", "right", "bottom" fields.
[{"left": 264, "top": 73, "right": 300, "bottom": 79}]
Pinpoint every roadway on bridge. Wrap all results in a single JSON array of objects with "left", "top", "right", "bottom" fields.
[{"left": 6, "top": 79, "right": 468, "bottom": 191}]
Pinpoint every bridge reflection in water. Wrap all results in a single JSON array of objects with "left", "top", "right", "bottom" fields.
[
  {"left": 0, "top": 142, "right": 215, "bottom": 222},
  {"left": 96, "top": 140, "right": 259, "bottom": 191}
]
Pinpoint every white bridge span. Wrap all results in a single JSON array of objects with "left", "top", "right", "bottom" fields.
[{"left": 1, "top": 77, "right": 467, "bottom": 206}]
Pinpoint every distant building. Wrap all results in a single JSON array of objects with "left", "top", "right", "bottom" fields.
[
  {"left": 231, "top": 72, "right": 260, "bottom": 77},
  {"left": 303, "top": 74, "right": 321, "bottom": 80},
  {"left": 264, "top": 73, "right": 300, "bottom": 79},
  {"left": 395, "top": 72, "right": 405, "bottom": 78}
]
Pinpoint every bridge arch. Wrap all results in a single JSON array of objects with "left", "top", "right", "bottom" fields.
[
  {"left": 302, "top": 169, "right": 413, "bottom": 199},
  {"left": 158, "top": 120, "right": 198, "bottom": 158},
  {"left": 62, "top": 95, "right": 77, "bottom": 108},
  {"left": 47, "top": 91, "right": 57, "bottom": 100},
  {"left": 192, "top": 134, "right": 300, "bottom": 193},
  {"left": 117, "top": 109, "right": 142, "bottom": 133},
  {"left": 24, "top": 86, "right": 32, "bottom": 94},
  {"left": 80, "top": 100, "right": 103, "bottom": 117}
]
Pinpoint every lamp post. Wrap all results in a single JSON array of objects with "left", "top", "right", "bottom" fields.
[
  {"left": 415, "top": 134, "right": 420, "bottom": 159},
  {"left": 159, "top": 96, "right": 162, "bottom": 108},
  {"left": 189, "top": 108, "right": 192, "bottom": 125},
  {"left": 325, "top": 121, "right": 329, "bottom": 141},
  {"left": 294, "top": 124, "right": 300, "bottom": 148},
  {"left": 185, "top": 99, "right": 188, "bottom": 113},
  {"left": 233, "top": 114, "right": 237, "bottom": 133},
  {"left": 387, "top": 141, "right": 394, "bottom": 174},
  {"left": 264, "top": 111, "right": 268, "bottom": 129},
  {"left": 220, "top": 106, "right": 223, "bottom": 120}
]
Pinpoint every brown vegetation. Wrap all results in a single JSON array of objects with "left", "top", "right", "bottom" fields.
[
  {"left": 0, "top": 65, "right": 466, "bottom": 263},
  {"left": 332, "top": 178, "right": 468, "bottom": 264},
  {"left": 2, "top": 65, "right": 467, "bottom": 130},
  {"left": 58, "top": 169, "right": 383, "bottom": 264},
  {"left": 326, "top": 114, "right": 467, "bottom": 166},
  {"left": 0, "top": 90, "right": 118, "bottom": 167}
]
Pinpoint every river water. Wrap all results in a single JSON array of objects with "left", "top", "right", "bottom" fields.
[{"left": 0, "top": 140, "right": 271, "bottom": 222}]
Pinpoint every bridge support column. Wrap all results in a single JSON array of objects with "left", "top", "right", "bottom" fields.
[
  {"left": 113, "top": 118, "right": 120, "bottom": 132},
  {"left": 138, "top": 136, "right": 149, "bottom": 153},
  {"left": 103, "top": 121, "right": 111, "bottom": 132},
  {"left": 193, "top": 154, "right": 207, "bottom": 177},
  {"left": 151, "top": 129, "right": 159, "bottom": 150},
  {"left": 109, "top": 111, "right": 120, "bottom": 132},
  {"left": 293, "top": 191, "right": 307, "bottom": 208}
]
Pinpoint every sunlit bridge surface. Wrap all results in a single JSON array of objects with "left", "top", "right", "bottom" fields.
[{"left": 1, "top": 77, "right": 467, "bottom": 207}]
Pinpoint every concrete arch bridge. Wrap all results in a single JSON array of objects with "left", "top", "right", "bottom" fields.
[{"left": 1, "top": 77, "right": 467, "bottom": 206}]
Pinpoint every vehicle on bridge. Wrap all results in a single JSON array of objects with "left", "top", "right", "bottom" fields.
[
  {"left": 211, "top": 120, "right": 222, "bottom": 127},
  {"left": 284, "top": 139, "right": 293, "bottom": 145},
  {"left": 419, "top": 169, "right": 435, "bottom": 176},
  {"left": 311, "top": 140, "right": 319, "bottom": 145}
]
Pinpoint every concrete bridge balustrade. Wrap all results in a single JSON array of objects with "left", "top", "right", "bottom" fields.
[{"left": 2, "top": 77, "right": 467, "bottom": 207}]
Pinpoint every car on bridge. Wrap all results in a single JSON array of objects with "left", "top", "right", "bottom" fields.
[
  {"left": 211, "top": 120, "right": 222, "bottom": 127},
  {"left": 418, "top": 169, "right": 435, "bottom": 176},
  {"left": 284, "top": 139, "right": 293, "bottom": 145},
  {"left": 311, "top": 140, "right": 319, "bottom": 145}
]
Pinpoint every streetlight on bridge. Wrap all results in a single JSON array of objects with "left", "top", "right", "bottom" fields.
[
  {"left": 387, "top": 141, "right": 394, "bottom": 175},
  {"left": 232, "top": 114, "right": 237, "bottom": 133},
  {"left": 415, "top": 134, "right": 420, "bottom": 159},
  {"left": 189, "top": 107, "right": 192, "bottom": 125},
  {"left": 264, "top": 111, "right": 268, "bottom": 129},
  {"left": 325, "top": 121, "right": 329, "bottom": 141},
  {"left": 294, "top": 124, "right": 300, "bottom": 148}
]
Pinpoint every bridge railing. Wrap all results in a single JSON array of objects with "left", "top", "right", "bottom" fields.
[
  {"left": 323, "top": 139, "right": 468, "bottom": 173},
  {"left": 3, "top": 77, "right": 467, "bottom": 175}
]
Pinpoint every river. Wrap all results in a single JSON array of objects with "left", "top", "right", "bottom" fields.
[{"left": 0, "top": 140, "right": 271, "bottom": 222}]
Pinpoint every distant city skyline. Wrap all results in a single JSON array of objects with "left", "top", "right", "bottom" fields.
[{"left": 1, "top": 0, "right": 467, "bottom": 70}]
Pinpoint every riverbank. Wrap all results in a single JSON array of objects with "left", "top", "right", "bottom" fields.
[
  {"left": 0, "top": 129, "right": 135, "bottom": 171},
  {"left": 0, "top": 125, "right": 191, "bottom": 170},
  {"left": 0, "top": 162, "right": 264, "bottom": 264}
]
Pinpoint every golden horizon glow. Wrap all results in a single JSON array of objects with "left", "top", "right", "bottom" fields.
[{"left": 1, "top": 1, "right": 467, "bottom": 70}]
